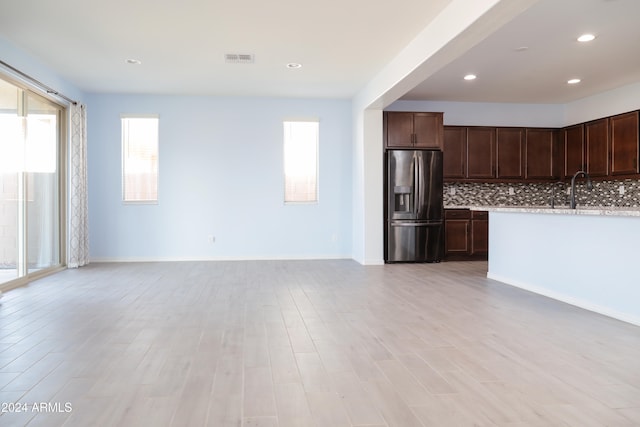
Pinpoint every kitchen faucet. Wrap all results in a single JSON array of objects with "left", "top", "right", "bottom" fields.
[{"left": 569, "top": 170, "right": 593, "bottom": 209}]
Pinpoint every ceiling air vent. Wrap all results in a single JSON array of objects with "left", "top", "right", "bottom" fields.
[{"left": 225, "top": 53, "right": 255, "bottom": 64}]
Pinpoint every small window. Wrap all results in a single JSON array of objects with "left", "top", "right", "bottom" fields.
[
  {"left": 284, "top": 120, "right": 318, "bottom": 203},
  {"left": 121, "top": 115, "right": 159, "bottom": 203}
]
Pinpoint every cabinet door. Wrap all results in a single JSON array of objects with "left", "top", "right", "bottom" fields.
[
  {"left": 563, "top": 124, "right": 585, "bottom": 178},
  {"left": 525, "top": 128, "right": 556, "bottom": 179},
  {"left": 413, "top": 112, "right": 443, "bottom": 149},
  {"left": 585, "top": 118, "right": 609, "bottom": 177},
  {"left": 385, "top": 112, "right": 414, "bottom": 148},
  {"left": 610, "top": 111, "right": 639, "bottom": 176},
  {"left": 443, "top": 127, "right": 466, "bottom": 179},
  {"left": 445, "top": 220, "right": 470, "bottom": 255},
  {"left": 552, "top": 129, "right": 564, "bottom": 180},
  {"left": 467, "top": 127, "right": 495, "bottom": 179},
  {"left": 496, "top": 128, "right": 524, "bottom": 179},
  {"left": 471, "top": 213, "right": 488, "bottom": 256}
]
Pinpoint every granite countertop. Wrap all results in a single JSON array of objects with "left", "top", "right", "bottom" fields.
[{"left": 457, "top": 205, "right": 640, "bottom": 217}]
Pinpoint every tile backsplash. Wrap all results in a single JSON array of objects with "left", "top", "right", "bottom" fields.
[{"left": 444, "top": 179, "right": 640, "bottom": 208}]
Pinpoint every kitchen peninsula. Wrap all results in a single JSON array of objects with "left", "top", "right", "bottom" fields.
[{"left": 477, "top": 206, "right": 640, "bottom": 326}]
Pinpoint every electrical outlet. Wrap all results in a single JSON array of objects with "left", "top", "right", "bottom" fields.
[
  {"left": 207, "top": 235, "right": 215, "bottom": 244},
  {"left": 619, "top": 185, "right": 625, "bottom": 195},
  {"left": 508, "top": 187, "right": 515, "bottom": 196},
  {"left": 449, "top": 187, "right": 456, "bottom": 196}
]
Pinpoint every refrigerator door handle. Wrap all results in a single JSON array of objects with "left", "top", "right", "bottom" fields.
[
  {"left": 413, "top": 154, "right": 419, "bottom": 216},
  {"left": 415, "top": 152, "right": 421, "bottom": 217}
]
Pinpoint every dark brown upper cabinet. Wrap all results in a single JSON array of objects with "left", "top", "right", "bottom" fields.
[
  {"left": 585, "top": 118, "right": 610, "bottom": 177},
  {"left": 439, "top": 110, "right": 638, "bottom": 183},
  {"left": 552, "top": 129, "right": 565, "bottom": 180},
  {"left": 384, "top": 112, "right": 443, "bottom": 149},
  {"left": 496, "top": 128, "right": 524, "bottom": 179},
  {"left": 525, "top": 128, "right": 557, "bottom": 179},
  {"left": 563, "top": 124, "right": 585, "bottom": 179},
  {"left": 610, "top": 111, "right": 639, "bottom": 176},
  {"left": 466, "top": 127, "right": 495, "bottom": 179},
  {"left": 443, "top": 126, "right": 466, "bottom": 179}
]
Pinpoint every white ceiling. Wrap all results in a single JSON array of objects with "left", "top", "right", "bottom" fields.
[
  {"left": 1, "top": 0, "right": 639, "bottom": 104},
  {"left": 402, "top": 0, "right": 640, "bottom": 104},
  {"left": 0, "top": 0, "right": 450, "bottom": 98}
]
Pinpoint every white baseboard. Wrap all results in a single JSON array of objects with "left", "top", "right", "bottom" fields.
[
  {"left": 90, "top": 254, "right": 353, "bottom": 263},
  {"left": 362, "top": 259, "right": 385, "bottom": 266},
  {"left": 487, "top": 272, "right": 640, "bottom": 327}
]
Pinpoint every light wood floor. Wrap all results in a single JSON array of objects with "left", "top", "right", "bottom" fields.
[{"left": 0, "top": 260, "right": 639, "bottom": 427}]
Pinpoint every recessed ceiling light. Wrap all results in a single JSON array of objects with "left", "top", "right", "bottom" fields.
[
  {"left": 463, "top": 74, "right": 477, "bottom": 81},
  {"left": 568, "top": 78, "right": 581, "bottom": 84},
  {"left": 286, "top": 63, "right": 302, "bottom": 69},
  {"left": 577, "top": 34, "right": 596, "bottom": 42},
  {"left": 126, "top": 59, "right": 142, "bottom": 65}
]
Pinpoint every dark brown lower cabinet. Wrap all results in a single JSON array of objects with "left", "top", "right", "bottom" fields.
[
  {"left": 470, "top": 211, "right": 488, "bottom": 256},
  {"left": 444, "top": 209, "right": 488, "bottom": 260},
  {"left": 444, "top": 210, "right": 470, "bottom": 255}
]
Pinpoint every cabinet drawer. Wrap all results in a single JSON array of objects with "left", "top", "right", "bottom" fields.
[
  {"left": 472, "top": 210, "right": 488, "bottom": 220},
  {"left": 445, "top": 209, "right": 471, "bottom": 219}
]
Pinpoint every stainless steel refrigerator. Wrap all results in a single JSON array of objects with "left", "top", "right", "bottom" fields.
[{"left": 385, "top": 150, "right": 444, "bottom": 262}]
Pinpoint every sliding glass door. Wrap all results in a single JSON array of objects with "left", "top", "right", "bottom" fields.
[
  {"left": 0, "top": 77, "right": 64, "bottom": 287},
  {"left": 0, "top": 78, "right": 20, "bottom": 284},
  {"left": 26, "top": 94, "right": 61, "bottom": 274}
]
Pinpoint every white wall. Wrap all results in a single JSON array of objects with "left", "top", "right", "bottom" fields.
[
  {"left": 350, "top": 108, "right": 366, "bottom": 263},
  {"left": 86, "top": 94, "right": 352, "bottom": 261},
  {"left": 488, "top": 211, "right": 640, "bottom": 326},
  {"left": 388, "top": 81, "right": 640, "bottom": 129},
  {"left": 351, "top": 108, "right": 384, "bottom": 265},
  {"left": 387, "top": 100, "right": 565, "bottom": 127},
  {"left": 564, "top": 82, "right": 640, "bottom": 126}
]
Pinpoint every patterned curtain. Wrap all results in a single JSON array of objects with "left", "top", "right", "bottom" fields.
[{"left": 68, "top": 103, "right": 89, "bottom": 268}]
